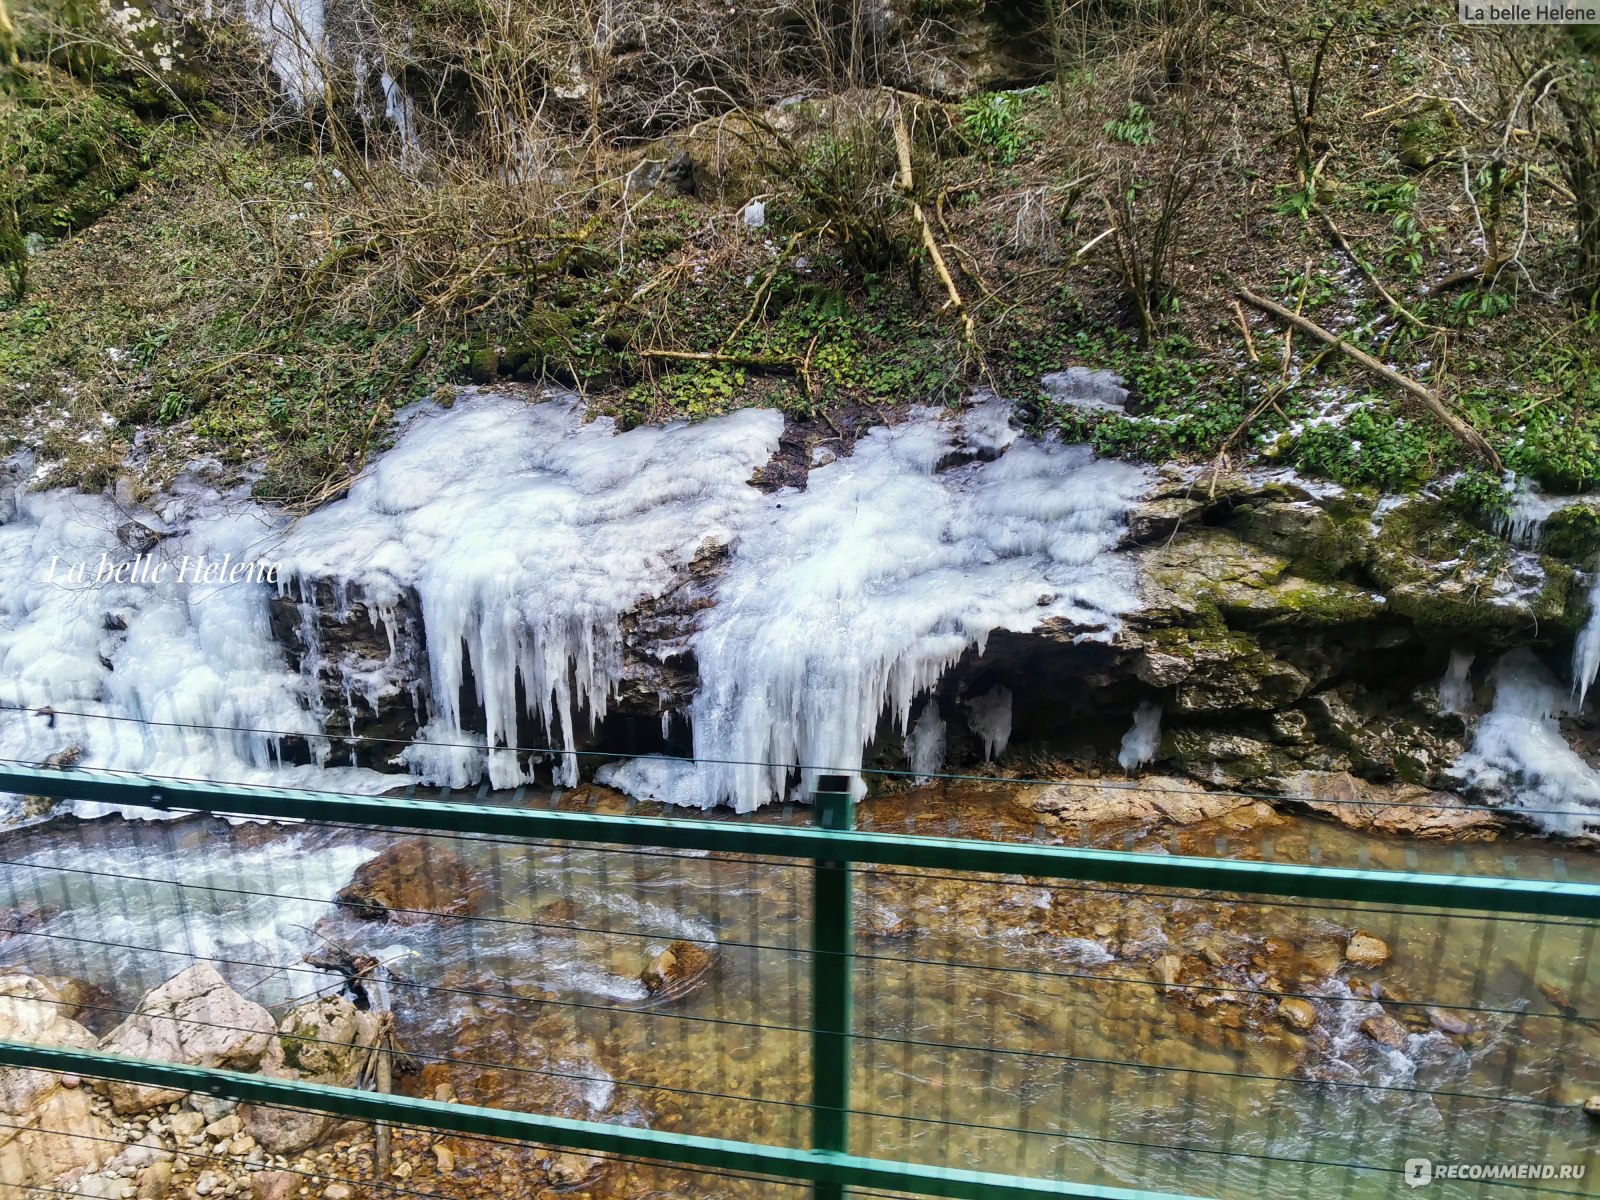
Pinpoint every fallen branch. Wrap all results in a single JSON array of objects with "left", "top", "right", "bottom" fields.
[
  {"left": 638, "top": 348, "right": 796, "bottom": 369},
  {"left": 1237, "top": 286, "right": 1501, "bottom": 467},
  {"left": 1314, "top": 205, "right": 1437, "bottom": 332},
  {"left": 893, "top": 113, "right": 985, "bottom": 368}
]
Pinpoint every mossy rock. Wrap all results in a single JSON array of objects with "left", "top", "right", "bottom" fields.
[
  {"left": 1371, "top": 499, "right": 1579, "bottom": 634},
  {"left": 1541, "top": 504, "right": 1600, "bottom": 566},
  {"left": 1, "top": 64, "right": 150, "bottom": 237}
]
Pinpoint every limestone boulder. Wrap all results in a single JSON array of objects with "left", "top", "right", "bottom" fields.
[
  {"left": 0, "top": 975, "right": 119, "bottom": 1193},
  {"left": 97, "top": 963, "right": 276, "bottom": 1113},
  {"left": 243, "top": 996, "right": 378, "bottom": 1156}
]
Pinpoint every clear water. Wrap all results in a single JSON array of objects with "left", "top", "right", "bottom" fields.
[{"left": 0, "top": 791, "right": 1593, "bottom": 1200}]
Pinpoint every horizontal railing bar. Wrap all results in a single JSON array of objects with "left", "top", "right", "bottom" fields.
[
  {"left": 0, "top": 1041, "right": 1192, "bottom": 1200},
  {"left": 4, "top": 766, "right": 1598, "bottom": 917}
]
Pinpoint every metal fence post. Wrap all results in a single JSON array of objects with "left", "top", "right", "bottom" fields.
[{"left": 812, "top": 773, "right": 856, "bottom": 1200}]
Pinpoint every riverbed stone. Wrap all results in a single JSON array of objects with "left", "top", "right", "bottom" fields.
[
  {"left": 1360, "top": 1013, "right": 1409, "bottom": 1049},
  {"left": 243, "top": 996, "right": 378, "bottom": 1155},
  {"left": 1344, "top": 933, "right": 1392, "bottom": 968},
  {"left": 1276, "top": 998, "right": 1317, "bottom": 1031},
  {"left": 0, "top": 974, "right": 120, "bottom": 1190},
  {"left": 336, "top": 839, "right": 483, "bottom": 921},
  {"left": 250, "top": 1170, "right": 299, "bottom": 1200},
  {"left": 641, "top": 940, "right": 714, "bottom": 996},
  {"left": 98, "top": 964, "right": 276, "bottom": 1114}
]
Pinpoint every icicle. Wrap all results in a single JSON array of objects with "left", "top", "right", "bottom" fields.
[
  {"left": 1116, "top": 701, "right": 1163, "bottom": 771},
  {"left": 964, "top": 686, "right": 1013, "bottom": 762},
  {"left": 907, "top": 701, "right": 946, "bottom": 784},
  {"left": 1573, "top": 564, "right": 1600, "bottom": 709},
  {"left": 1437, "top": 650, "right": 1474, "bottom": 715},
  {"left": 1453, "top": 650, "right": 1600, "bottom": 837}
]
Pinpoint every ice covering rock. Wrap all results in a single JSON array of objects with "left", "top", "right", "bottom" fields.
[
  {"left": 1453, "top": 650, "right": 1600, "bottom": 837},
  {"left": 1117, "top": 701, "right": 1163, "bottom": 771},
  {"left": 964, "top": 685, "right": 1013, "bottom": 762},
  {"left": 602, "top": 403, "right": 1149, "bottom": 809},
  {"left": 0, "top": 465, "right": 383, "bottom": 807},
  {"left": 273, "top": 394, "right": 784, "bottom": 789},
  {"left": 908, "top": 701, "right": 946, "bottom": 784}
]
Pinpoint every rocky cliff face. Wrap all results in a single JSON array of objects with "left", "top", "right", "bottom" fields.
[{"left": 275, "top": 410, "right": 1598, "bottom": 818}]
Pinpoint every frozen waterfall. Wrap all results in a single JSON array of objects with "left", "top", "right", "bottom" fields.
[
  {"left": 601, "top": 398, "right": 1149, "bottom": 809},
  {"left": 0, "top": 465, "right": 384, "bottom": 816}
]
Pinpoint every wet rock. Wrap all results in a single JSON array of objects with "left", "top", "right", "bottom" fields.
[
  {"left": 42, "top": 745, "right": 84, "bottom": 770},
  {"left": 0, "top": 905, "right": 58, "bottom": 943},
  {"left": 1426, "top": 1007, "right": 1472, "bottom": 1036},
  {"left": 336, "top": 839, "right": 483, "bottom": 922},
  {"left": 323, "top": 1185, "right": 352, "bottom": 1200},
  {"left": 1585, "top": 1096, "right": 1600, "bottom": 1121},
  {"left": 244, "top": 996, "right": 378, "bottom": 1156},
  {"left": 1344, "top": 933, "right": 1391, "bottom": 968},
  {"left": 116, "top": 520, "right": 163, "bottom": 554},
  {"left": 1360, "top": 1013, "right": 1409, "bottom": 1049},
  {"left": 1276, "top": 998, "right": 1318, "bottom": 1031},
  {"left": 641, "top": 940, "right": 714, "bottom": 997},
  {"left": 1152, "top": 954, "right": 1184, "bottom": 991},
  {"left": 546, "top": 1151, "right": 603, "bottom": 1185},
  {"left": 432, "top": 1143, "right": 455, "bottom": 1173},
  {"left": 1018, "top": 775, "right": 1253, "bottom": 826},
  {"left": 1285, "top": 771, "right": 1498, "bottom": 839},
  {"left": 98, "top": 963, "right": 276, "bottom": 1114}
]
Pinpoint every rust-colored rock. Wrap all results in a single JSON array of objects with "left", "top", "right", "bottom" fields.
[
  {"left": 1360, "top": 1013, "right": 1408, "bottom": 1049},
  {"left": 1344, "top": 932, "right": 1391, "bottom": 967},
  {"left": 1276, "top": 998, "right": 1317, "bottom": 1031},
  {"left": 641, "top": 940, "right": 714, "bottom": 997},
  {"left": 337, "top": 839, "right": 483, "bottom": 922}
]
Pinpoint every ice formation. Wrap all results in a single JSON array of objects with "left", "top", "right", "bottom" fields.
[
  {"left": 1573, "top": 570, "right": 1600, "bottom": 709},
  {"left": 273, "top": 394, "right": 784, "bottom": 788},
  {"left": 964, "top": 685, "right": 1014, "bottom": 762},
  {"left": 602, "top": 404, "right": 1149, "bottom": 810},
  {"left": 1437, "top": 649, "right": 1474, "bottom": 716},
  {"left": 0, "top": 465, "right": 383, "bottom": 813},
  {"left": 907, "top": 701, "right": 946, "bottom": 784},
  {"left": 245, "top": 0, "right": 327, "bottom": 105},
  {"left": 1493, "top": 476, "right": 1565, "bottom": 548},
  {"left": 1453, "top": 651, "right": 1600, "bottom": 837},
  {"left": 1116, "top": 701, "right": 1163, "bottom": 772}
]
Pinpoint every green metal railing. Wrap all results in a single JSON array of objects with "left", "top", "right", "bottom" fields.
[{"left": 0, "top": 762, "right": 1596, "bottom": 1200}]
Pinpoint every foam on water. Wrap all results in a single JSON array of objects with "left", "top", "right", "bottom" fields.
[
  {"left": 1453, "top": 650, "right": 1600, "bottom": 837},
  {"left": 274, "top": 394, "right": 784, "bottom": 789}
]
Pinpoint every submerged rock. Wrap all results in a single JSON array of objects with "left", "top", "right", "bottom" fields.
[
  {"left": 641, "top": 940, "right": 715, "bottom": 997},
  {"left": 1344, "top": 933, "right": 1392, "bottom": 968},
  {"left": 1276, "top": 998, "right": 1318, "bottom": 1031},
  {"left": 336, "top": 839, "right": 483, "bottom": 922}
]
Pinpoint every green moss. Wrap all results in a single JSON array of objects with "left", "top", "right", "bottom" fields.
[
  {"left": 1542, "top": 505, "right": 1600, "bottom": 565},
  {"left": 0, "top": 64, "right": 152, "bottom": 237}
]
